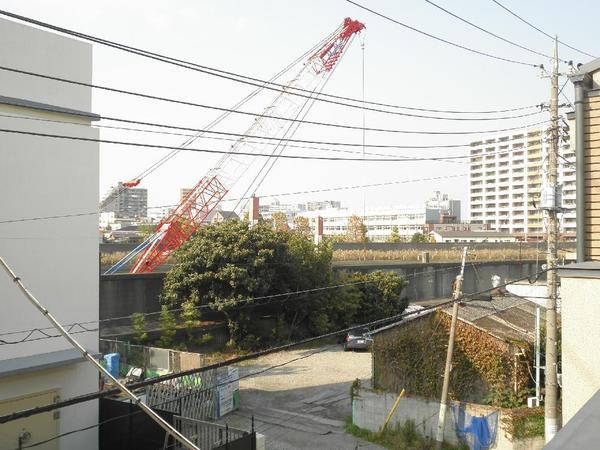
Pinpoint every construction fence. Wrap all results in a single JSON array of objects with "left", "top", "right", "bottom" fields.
[{"left": 100, "top": 338, "right": 209, "bottom": 378}]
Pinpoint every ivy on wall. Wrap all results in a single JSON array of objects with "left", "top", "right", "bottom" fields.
[
  {"left": 373, "top": 310, "right": 532, "bottom": 406},
  {"left": 501, "top": 407, "right": 544, "bottom": 440}
]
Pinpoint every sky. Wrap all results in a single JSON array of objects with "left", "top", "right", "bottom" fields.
[{"left": 2, "top": 0, "right": 599, "bottom": 217}]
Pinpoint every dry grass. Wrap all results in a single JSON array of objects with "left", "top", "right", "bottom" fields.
[
  {"left": 102, "top": 247, "right": 576, "bottom": 267},
  {"left": 333, "top": 247, "right": 575, "bottom": 262},
  {"left": 100, "top": 251, "right": 128, "bottom": 266}
]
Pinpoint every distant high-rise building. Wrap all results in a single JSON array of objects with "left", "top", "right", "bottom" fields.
[
  {"left": 469, "top": 127, "right": 575, "bottom": 240},
  {"left": 306, "top": 200, "right": 341, "bottom": 211},
  {"left": 425, "top": 191, "right": 461, "bottom": 223},
  {"left": 100, "top": 182, "right": 148, "bottom": 218}
]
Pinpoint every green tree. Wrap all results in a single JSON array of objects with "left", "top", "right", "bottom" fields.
[
  {"left": 348, "top": 271, "right": 408, "bottom": 322},
  {"left": 131, "top": 313, "right": 148, "bottom": 344},
  {"left": 388, "top": 226, "right": 402, "bottom": 243},
  {"left": 157, "top": 305, "right": 177, "bottom": 348},
  {"left": 180, "top": 291, "right": 201, "bottom": 341},
  {"left": 410, "top": 232, "right": 429, "bottom": 243},
  {"left": 161, "top": 220, "right": 334, "bottom": 347},
  {"left": 346, "top": 215, "right": 368, "bottom": 243}
]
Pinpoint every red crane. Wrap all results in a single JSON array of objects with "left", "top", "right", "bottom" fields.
[{"left": 107, "top": 18, "right": 364, "bottom": 274}]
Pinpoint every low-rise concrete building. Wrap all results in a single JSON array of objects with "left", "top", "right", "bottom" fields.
[
  {"left": 370, "top": 296, "right": 537, "bottom": 403},
  {"left": 354, "top": 296, "right": 545, "bottom": 449}
]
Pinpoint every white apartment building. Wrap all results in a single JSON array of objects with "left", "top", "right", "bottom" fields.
[
  {"left": 0, "top": 18, "right": 99, "bottom": 449},
  {"left": 298, "top": 205, "right": 444, "bottom": 242},
  {"left": 469, "top": 127, "right": 576, "bottom": 239}
]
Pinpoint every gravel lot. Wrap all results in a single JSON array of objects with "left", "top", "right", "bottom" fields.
[
  {"left": 239, "top": 345, "right": 372, "bottom": 390},
  {"left": 218, "top": 345, "right": 383, "bottom": 450}
]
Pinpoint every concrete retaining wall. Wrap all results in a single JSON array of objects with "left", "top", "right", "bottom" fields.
[
  {"left": 100, "top": 272, "right": 167, "bottom": 320},
  {"left": 335, "top": 260, "right": 542, "bottom": 301},
  {"left": 353, "top": 388, "right": 544, "bottom": 450},
  {"left": 100, "top": 261, "right": 544, "bottom": 326}
]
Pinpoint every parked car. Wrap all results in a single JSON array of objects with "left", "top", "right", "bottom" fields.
[{"left": 343, "top": 328, "right": 373, "bottom": 351}]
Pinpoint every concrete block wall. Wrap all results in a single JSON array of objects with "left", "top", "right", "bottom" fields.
[{"left": 353, "top": 388, "right": 544, "bottom": 450}]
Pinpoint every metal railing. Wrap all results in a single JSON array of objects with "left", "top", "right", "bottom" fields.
[{"left": 173, "top": 415, "right": 249, "bottom": 449}]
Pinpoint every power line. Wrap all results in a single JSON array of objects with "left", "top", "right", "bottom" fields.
[
  {"left": 0, "top": 65, "right": 548, "bottom": 135},
  {"left": 422, "top": 0, "right": 566, "bottom": 62},
  {"left": 0, "top": 9, "right": 540, "bottom": 116},
  {"left": 0, "top": 128, "right": 553, "bottom": 164},
  {"left": 0, "top": 173, "right": 469, "bottom": 225},
  {"left": 0, "top": 111, "right": 540, "bottom": 152},
  {"left": 1, "top": 263, "right": 469, "bottom": 344},
  {"left": 17, "top": 344, "right": 336, "bottom": 450},
  {"left": 346, "top": 0, "right": 539, "bottom": 67},
  {"left": 0, "top": 120, "right": 551, "bottom": 227},
  {"left": 489, "top": 0, "right": 596, "bottom": 59},
  {"left": 0, "top": 297, "right": 457, "bottom": 427},
  {"left": 0, "top": 267, "right": 551, "bottom": 427}
]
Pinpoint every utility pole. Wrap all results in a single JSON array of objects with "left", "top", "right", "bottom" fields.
[
  {"left": 435, "top": 246, "right": 468, "bottom": 450},
  {"left": 543, "top": 36, "right": 560, "bottom": 443}
]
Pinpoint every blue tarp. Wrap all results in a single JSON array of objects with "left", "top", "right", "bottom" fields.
[{"left": 452, "top": 405, "right": 498, "bottom": 450}]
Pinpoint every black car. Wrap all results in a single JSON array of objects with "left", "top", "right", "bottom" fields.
[{"left": 343, "top": 328, "right": 373, "bottom": 351}]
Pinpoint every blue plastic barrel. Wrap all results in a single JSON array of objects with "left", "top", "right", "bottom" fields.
[{"left": 104, "top": 353, "right": 120, "bottom": 379}]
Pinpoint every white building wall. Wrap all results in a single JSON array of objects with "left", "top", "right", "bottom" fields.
[
  {"left": 298, "top": 206, "right": 435, "bottom": 242},
  {"left": 469, "top": 127, "right": 575, "bottom": 239},
  {"left": 0, "top": 18, "right": 99, "bottom": 449},
  {"left": 560, "top": 276, "right": 600, "bottom": 425}
]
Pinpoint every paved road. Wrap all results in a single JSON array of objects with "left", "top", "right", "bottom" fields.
[{"left": 217, "top": 346, "right": 384, "bottom": 450}]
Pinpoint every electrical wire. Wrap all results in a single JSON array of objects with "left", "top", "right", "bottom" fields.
[
  {"left": 489, "top": 0, "right": 596, "bottom": 59},
  {"left": 2, "top": 297, "right": 457, "bottom": 429},
  {"left": 0, "top": 173, "right": 469, "bottom": 225},
  {"left": 1, "top": 267, "right": 552, "bottom": 428},
  {"left": 346, "top": 0, "right": 539, "bottom": 67},
  {"left": 0, "top": 9, "right": 541, "bottom": 116},
  {"left": 0, "top": 122, "right": 553, "bottom": 164},
  {"left": 0, "top": 111, "right": 543, "bottom": 152},
  {"left": 1, "top": 263, "right": 469, "bottom": 344},
  {"left": 16, "top": 344, "right": 336, "bottom": 450},
  {"left": 0, "top": 65, "right": 548, "bottom": 134},
  {"left": 422, "top": 0, "right": 567, "bottom": 62}
]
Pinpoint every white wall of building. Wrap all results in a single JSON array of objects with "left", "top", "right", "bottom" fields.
[
  {"left": 0, "top": 18, "right": 99, "bottom": 449},
  {"left": 560, "top": 276, "right": 600, "bottom": 425},
  {"left": 298, "top": 206, "right": 439, "bottom": 241},
  {"left": 469, "top": 127, "right": 575, "bottom": 239}
]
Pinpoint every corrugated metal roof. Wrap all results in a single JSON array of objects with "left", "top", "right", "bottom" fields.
[{"left": 441, "top": 295, "right": 540, "bottom": 343}]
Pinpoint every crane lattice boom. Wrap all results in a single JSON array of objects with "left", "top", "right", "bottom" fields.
[{"left": 109, "top": 18, "right": 364, "bottom": 274}]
